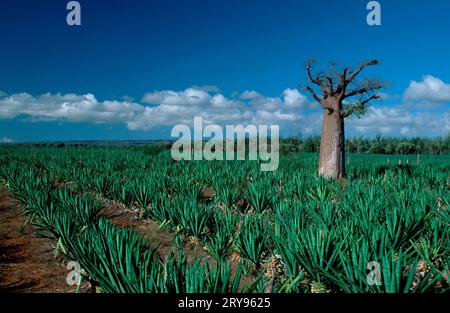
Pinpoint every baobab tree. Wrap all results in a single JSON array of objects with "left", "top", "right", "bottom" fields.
[{"left": 303, "top": 59, "right": 386, "bottom": 179}]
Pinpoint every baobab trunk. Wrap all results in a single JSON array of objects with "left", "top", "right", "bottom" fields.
[
  {"left": 303, "top": 59, "right": 383, "bottom": 179},
  {"left": 318, "top": 104, "right": 345, "bottom": 179}
]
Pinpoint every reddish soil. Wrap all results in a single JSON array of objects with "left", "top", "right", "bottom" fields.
[
  {"left": 0, "top": 186, "right": 85, "bottom": 292},
  {"left": 0, "top": 184, "right": 248, "bottom": 292},
  {"left": 101, "top": 199, "right": 211, "bottom": 263}
]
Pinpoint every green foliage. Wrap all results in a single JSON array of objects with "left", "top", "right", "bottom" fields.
[
  {"left": 130, "top": 178, "right": 156, "bottom": 216},
  {"left": 236, "top": 214, "right": 270, "bottom": 266},
  {"left": 206, "top": 217, "right": 235, "bottom": 260},
  {"left": 170, "top": 197, "right": 213, "bottom": 239},
  {"left": 282, "top": 135, "right": 450, "bottom": 154},
  {"left": 1, "top": 145, "right": 449, "bottom": 293},
  {"left": 186, "top": 259, "right": 243, "bottom": 293}
]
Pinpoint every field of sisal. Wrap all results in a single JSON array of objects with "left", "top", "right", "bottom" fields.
[{"left": 0, "top": 145, "right": 449, "bottom": 293}]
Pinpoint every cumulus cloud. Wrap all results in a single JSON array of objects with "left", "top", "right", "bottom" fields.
[
  {"left": 404, "top": 75, "right": 450, "bottom": 102},
  {"left": 240, "top": 90, "right": 262, "bottom": 100},
  {"left": 283, "top": 88, "right": 309, "bottom": 108},
  {"left": 0, "top": 92, "right": 144, "bottom": 123},
  {"left": 0, "top": 83, "right": 448, "bottom": 137},
  {"left": 348, "top": 106, "right": 449, "bottom": 137},
  {"left": 121, "top": 95, "right": 135, "bottom": 102},
  {"left": 1, "top": 137, "right": 13, "bottom": 143},
  {"left": 134, "top": 88, "right": 310, "bottom": 130},
  {"left": 0, "top": 87, "right": 314, "bottom": 132},
  {"left": 141, "top": 88, "right": 212, "bottom": 106}
]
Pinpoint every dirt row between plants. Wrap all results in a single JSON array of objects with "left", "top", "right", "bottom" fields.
[
  {"left": 0, "top": 181, "right": 243, "bottom": 292},
  {"left": 99, "top": 196, "right": 212, "bottom": 264},
  {"left": 0, "top": 185, "right": 89, "bottom": 292}
]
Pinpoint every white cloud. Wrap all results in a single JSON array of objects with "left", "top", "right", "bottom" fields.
[
  {"left": 249, "top": 97, "right": 282, "bottom": 111},
  {"left": 404, "top": 75, "right": 450, "bottom": 102},
  {"left": 283, "top": 88, "right": 309, "bottom": 108},
  {"left": 133, "top": 87, "right": 317, "bottom": 131},
  {"left": 0, "top": 83, "right": 447, "bottom": 137},
  {"left": 0, "top": 88, "right": 313, "bottom": 132},
  {"left": 141, "top": 88, "right": 212, "bottom": 106},
  {"left": 0, "top": 92, "right": 144, "bottom": 123},
  {"left": 121, "top": 95, "right": 134, "bottom": 102},
  {"left": 348, "top": 106, "right": 449, "bottom": 137},
  {"left": 240, "top": 90, "right": 262, "bottom": 100},
  {"left": 1, "top": 137, "right": 13, "bottom": 143},
  {"left": 344, "top": 74, "right": 450, "bottom": 137}
]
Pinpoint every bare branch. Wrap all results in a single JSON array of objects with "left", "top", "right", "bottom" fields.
[
  {"left": 303, "top": 86, "right": 323, "bottom": 104},
  {"left": 346, "top": 59, "right": 379, "bottom": 84},
  {"left": 306, "top": 61, "right": 321, "bottom": 86},
  {"left": 306, "top": 60, "right": 329, "bottom": 89},
  {"left": 360, "top": 94, "right": 380, "bottom": 105},
  {"left": 302, "top": 58, "right": 386, "bottom": 118},
  {"left": 340, "top": 67, "right": 348, "bottom": 84},
  {"left": 344, "top": 78, "right": 386, "bottom": 99},
  {"left": 328, "top": 61, "right": 339, "bottom": 78},
  {"left": 335, "top": 67, "right": 348, "bottom": 96},
  {"left": 325, "top": 75, "right": 334, "bottom": 93},
  {"left": 344, "top": 88, "right": 369, "bottom": 98}
]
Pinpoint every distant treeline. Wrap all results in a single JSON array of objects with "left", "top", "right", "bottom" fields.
[
  {"left": 4, "top": 135, "right": 450, "bottom": 155},
  {"left": 281, "top": 135, "right": 450, "bottom": 155},
  {"left": 144, "top": 136, "right": 450, "bottom": 155}
]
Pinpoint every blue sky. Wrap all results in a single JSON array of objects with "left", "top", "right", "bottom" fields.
[{"left": 0, "top": 0, "right": 449, "bottom": 142}]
